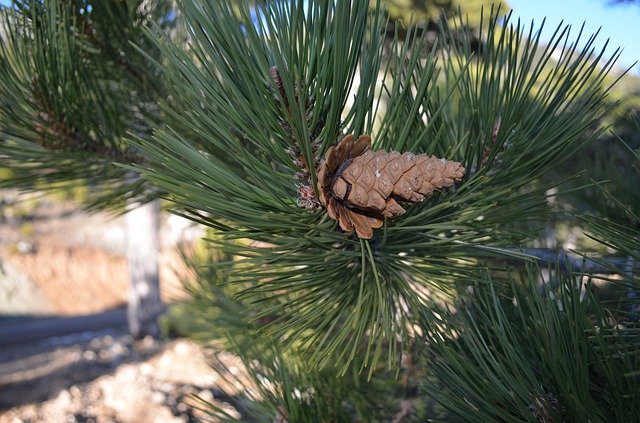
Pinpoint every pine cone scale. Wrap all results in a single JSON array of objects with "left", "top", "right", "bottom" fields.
[{"left": 317, "top": 135, "right": 465, "bottom": 239}]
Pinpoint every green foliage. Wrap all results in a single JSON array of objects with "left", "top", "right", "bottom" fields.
[
  {"left": 172, "top": 252, "right": 430, "bottom": 422},
  {"left": 579, "top": 142, "right": 640, "bottom": 319},
  {"left": 576, "top": 114, "right": 640, "bottom": 229},
  {"left": 384, "top": 0, "right": 454, "bottom": 24},
  {"left": 0, "top": 0, "right": 177, "bottom": 209},
  {"left": 195, "top": 344, "right": 413, "bottom": 422},
  {"left": 383, "top": 0, "right": 509, "bottom": 29},
  {"left": 424, "top": 267, "right": 640, "bottom": 422},
  {"left": 134, "top": 0, "right": 619, "bottom": 375}
]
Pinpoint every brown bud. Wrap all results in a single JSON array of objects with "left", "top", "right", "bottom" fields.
[
  {"left": 297, "top": 184, "right": 318, "bottom": 210},
  {"left": 317, "top": 135, "right": 465, "bottom": 239},
  {"left": 270, "top": 66, "right": 285, "bottom": 101}
]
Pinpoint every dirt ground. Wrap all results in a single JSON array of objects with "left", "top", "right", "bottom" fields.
[
  {"left": 0, "top": 190, "right": 197, "bottom": 316},
  {"left": 0, "top": 335, "right": 246, "bottom": 423},
  {"left": 0, "top": 191, "right": 247, "bottom": 422}
]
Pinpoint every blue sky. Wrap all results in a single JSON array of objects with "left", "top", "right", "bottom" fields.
[{"left": 508, "top": 0, "right": 640, "bottom": 75}]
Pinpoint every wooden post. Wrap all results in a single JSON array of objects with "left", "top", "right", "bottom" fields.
[{"left": 126, "top": 199, "right": 163, "bottom": 339}]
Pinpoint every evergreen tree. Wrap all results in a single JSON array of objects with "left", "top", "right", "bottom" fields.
[{"left": 1, "top": 0, "right": 638, "bottom": 421}]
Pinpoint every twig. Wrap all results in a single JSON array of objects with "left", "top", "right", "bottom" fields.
[
  {"left": 499, "top": 247, "right": 635, "bottom": 275},
  {"left": 32, "top": 102, "right": 144, "bottom": 164},
  {"left": 625, "top": 255, "right": 639, "bottom": 318}
]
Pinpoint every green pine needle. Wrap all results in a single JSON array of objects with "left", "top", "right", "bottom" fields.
[{"left": 133, "top": 0, "right": 622, "bottom": 372}]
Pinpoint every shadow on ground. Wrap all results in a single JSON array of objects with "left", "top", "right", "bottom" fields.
[{"left": 0, "top": 306, "right": 163, "bottom": 410}]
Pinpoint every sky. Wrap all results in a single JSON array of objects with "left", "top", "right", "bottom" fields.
[{"left": 507, "top": 0, "right": 640, "bottom": 75}]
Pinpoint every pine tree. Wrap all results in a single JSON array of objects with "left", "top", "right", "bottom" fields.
[{"left": 2, "top": 0, "right": 638, "bottom": 421}]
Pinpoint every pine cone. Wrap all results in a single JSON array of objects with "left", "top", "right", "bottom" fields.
[{"left": 317, "top": 135, "right": 465, "bottom": 239}]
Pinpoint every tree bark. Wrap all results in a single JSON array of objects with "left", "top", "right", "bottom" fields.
[{"left": 126, "top": 199, "right": 163, "bottom": 339}]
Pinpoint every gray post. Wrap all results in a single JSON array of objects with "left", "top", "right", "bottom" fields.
[{"left": 126, "top": 199, "right": 163, "bottom": 339}]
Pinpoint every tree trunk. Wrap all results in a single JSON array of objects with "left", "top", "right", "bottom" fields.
[{"left": 126, "top": 199, "right": 163, "bottom": 339}]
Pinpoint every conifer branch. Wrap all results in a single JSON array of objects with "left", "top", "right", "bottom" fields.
[
  {"left": 130, "top": 0, "right": 628, "bottom": 375},
  {"left": 73, "top": 6, "right": 164, "bottom": 95},
  {"left": 500, "top": 247, "right": 636, "bottom": 274},
  {"left": 31, "top": 83, "right": 144, "bottom": 163},
  {"left": 79, "top": 18, "right": 146, "bottom": 86}
]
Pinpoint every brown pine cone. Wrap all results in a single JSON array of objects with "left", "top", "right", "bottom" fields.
[{"left": 317, "top": 134, "right": 465, "bottom": 239}]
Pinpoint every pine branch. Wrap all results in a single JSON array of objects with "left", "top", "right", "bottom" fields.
[
  {"left": 424, "top": 267, "right": 640, "bottom": 422},
  {"left": 499, "top": 247, "right": 636, "bottom": 274},
  {"left": 78, "top": 16, "right": 146, "bottom": 86},
  {"left": 132, "top": 0, "right": 625, "bottom": 372},
  {"left": 626, "top": 255, "right": 640, "bottom": 317},
  {"left": 72, "top": 4, "right": 166, "bottom": 96},
  {"left": 31, "top": 80, "right": 144, "bottom": 163},
  {"left": 0, "top": 0, "right": 177, "bottom": 209}
]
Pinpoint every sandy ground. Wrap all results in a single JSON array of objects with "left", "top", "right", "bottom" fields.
[{"left": 0, "top": 191, "right": 198, "bottom": 316}]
